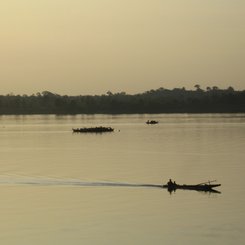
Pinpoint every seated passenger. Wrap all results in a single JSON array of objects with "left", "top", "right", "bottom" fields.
[
  {"left": 167, "top": 179, "right": 177, "bottom": 188},
  {"left": 167, "top": 179, "right": 173, "bottom": 186}
]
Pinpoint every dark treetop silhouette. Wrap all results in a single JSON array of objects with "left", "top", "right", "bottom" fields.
[{"left": 0, "top": 86, "right": 244, "bottom": 114}]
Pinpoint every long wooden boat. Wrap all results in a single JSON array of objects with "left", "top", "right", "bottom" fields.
[
  {"left": 72, "top": 126, "right": 114, "bottom": 133},
  {"left": 163, "top": 183, "right": 221, "bottom": 193},
  {"left": 146, "top": 120, "right": 158, "bottom": 124}
]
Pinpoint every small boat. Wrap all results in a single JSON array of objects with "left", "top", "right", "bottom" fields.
[
  {"left": 163, "top": 180, "right": 221, "bottom": 193},
  {"left": 146, "top": 120, "right": 158, "bottom": 124},
  {"left": 72, "top": 126, "right": 114, "bottom": 133}
]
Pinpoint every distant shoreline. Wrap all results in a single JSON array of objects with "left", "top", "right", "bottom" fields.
[
  {"left": 0, "top": 112, "right": 245, "bottom": 116},
  {"left": 1, "top": 87, "right": 245, "bottom": 114}
]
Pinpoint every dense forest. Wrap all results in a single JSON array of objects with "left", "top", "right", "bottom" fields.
[{"left": 0, "top": 86, "right": 245, "bottom": 114}]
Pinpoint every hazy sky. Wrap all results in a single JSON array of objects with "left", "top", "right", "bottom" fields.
[{"left": 1, "top": 0, "right": 244, "bottom": 95}]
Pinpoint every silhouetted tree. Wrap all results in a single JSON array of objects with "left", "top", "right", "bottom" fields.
[
  {"left": 227, "top": 86, "right": 234, "bottom": 92},
  {"left": 194, "top": 84, "right": 201, "bottom": 91}
]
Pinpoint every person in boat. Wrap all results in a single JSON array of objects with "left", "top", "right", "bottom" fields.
[
  {"left": 167, "top": 179, "right": 176, "bottom": 188},
  {"left": 167, "top": 179, "right": 173, "bottom": 187}
]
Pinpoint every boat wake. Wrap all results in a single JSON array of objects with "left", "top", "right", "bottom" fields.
[
  {"left": 0, "top": 176, "right": 221, "bottom": 193},
  {"left": 0, "top": 176, "right": 163, "bottom": 189}
]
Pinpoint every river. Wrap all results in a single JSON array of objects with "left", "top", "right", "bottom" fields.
[{"left": 0, "top": 114, "right": 244, "bottom": 244}]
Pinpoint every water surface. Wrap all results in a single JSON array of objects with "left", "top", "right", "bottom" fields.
[{"left": 0, "top": 114, "right": 244, "bottom": 244}]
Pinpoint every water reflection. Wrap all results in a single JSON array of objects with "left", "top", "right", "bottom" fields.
[{"left": 167, "top": 187, "right": 221, "bottom": 195}]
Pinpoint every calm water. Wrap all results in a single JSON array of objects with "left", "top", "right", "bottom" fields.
[{"left": 0, "top": 114, "right": 245, "bottom": 245}]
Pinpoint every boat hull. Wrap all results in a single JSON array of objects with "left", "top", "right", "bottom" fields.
[
  {"left": 163, "top": 184, "right": 221, "bottom": 192},
  {"left": 72, "top": 126, "right": 114, "bottom": 133}
]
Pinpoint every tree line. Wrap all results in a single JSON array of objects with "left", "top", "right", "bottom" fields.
[{"left": 0, "top": 86, "right": 245, "bottom": 114}]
